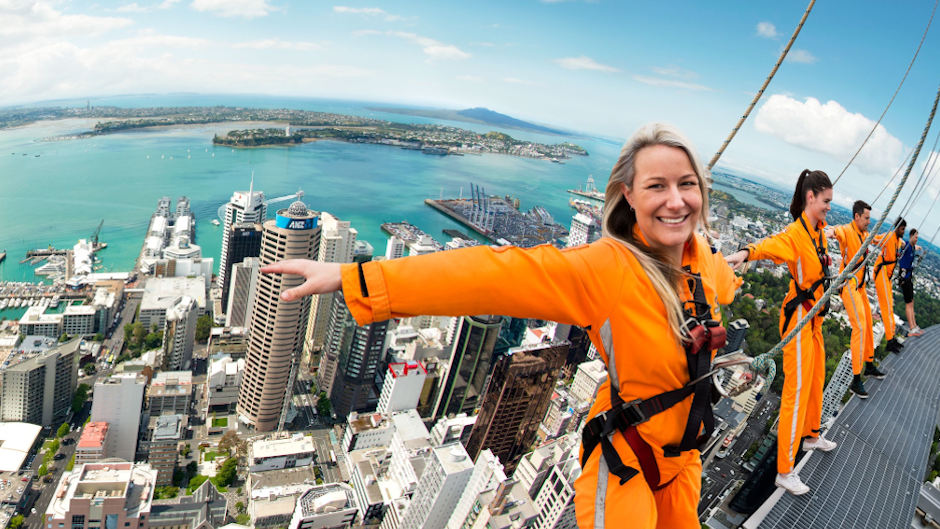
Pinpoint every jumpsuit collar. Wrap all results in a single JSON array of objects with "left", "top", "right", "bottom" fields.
[{"left": 631, "top": 225, "right": 700, "bottom": 270}]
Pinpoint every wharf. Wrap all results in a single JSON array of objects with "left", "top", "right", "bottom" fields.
[
  {"left": 424, "top": 199, "right": 498, "bottom": 243},
  {"left": 442, "top": 229, "right": 474, "bottom": 241},
  {"left": 567, "top": 188, "right": 604, "bottom": 201},
  {"left": 381, "top": 222, "right": 445, "bottom": 251}
]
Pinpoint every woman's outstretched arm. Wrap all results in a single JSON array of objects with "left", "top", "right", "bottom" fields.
[{"left": 263, "top": 239, "right": 634, "bottom": 328}]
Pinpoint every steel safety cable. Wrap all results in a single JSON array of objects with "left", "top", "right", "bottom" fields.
[
  {"left": 757, "top": 84, "right": 940, "bottom": 363},
  {"left": 833, "top": 0, "right": 938, "bottom": 184},
  {"left": 896, "top": 125, "right": 940, "bottom": 218},
  {"left": 872, "top": 148, "right": 914, "bottom": 206},
  {"left": 706, "top": 0, "right": 816, "bottom": 172}
]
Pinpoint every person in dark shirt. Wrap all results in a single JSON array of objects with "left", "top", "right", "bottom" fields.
[{"left": 896, "top": 228, "right": 923, "bottom": 337}]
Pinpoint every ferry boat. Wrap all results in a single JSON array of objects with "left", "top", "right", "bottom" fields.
[
  {"left": 211, "top": 219, "right": 221, "bottom": 226},
  {"left": 0, "top": 250, "right": 6, "bottom": 264}
]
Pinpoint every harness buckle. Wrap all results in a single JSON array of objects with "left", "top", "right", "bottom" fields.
[{"left": 613, "top": 399, "right": 650, "bottom": 429}]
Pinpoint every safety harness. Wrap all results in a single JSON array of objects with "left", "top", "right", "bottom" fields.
[
  {"left": 873, "top": 233, "right": 898, "bottom": 280},
  {"left": 842, "top": 225, "right": 869, "bottom": 291},
  {"left": 781, "top": 217, "right": 831, "bottom": 332},
  {"left": 580, "top": 271, "right": 727, "bottom": 490}
]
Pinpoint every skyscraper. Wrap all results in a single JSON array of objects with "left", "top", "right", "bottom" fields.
[
  {"left": 396, "top": 444, "right": 473, "bottom": 529},
  {"left": 465, "top": 341, "right": 568, "bottom": 473},
  {"left": 432, "top": 315, "right": 502, "bottom": 420},
  {"left": 225, "top": 257, "right": 260, "bottom": 327},
  {"left": 236, "top": 201, "right": 319, "bottom": 432},
  {"left": 567, "top": 212, "right": 600, "bottom": 248},
  {"left": 218, "top": 183, "right": 266, "bottom": 300},
  {"left": 162, "top": 296, "right": 197, "bottom": 371},
  {"left": 325, "top": 291, "right": 389, "bottom": 419},
  {"left": 90, "top": 373, "right": 146, "bottom": 462},
  {"left": 304, "top": 212, "right": 358, "bottom": 356},
  {"left": 0, "top": 339, "right": 80, "bottom": 426},
  {"left": 220, "top": 222, "right": 263, "bottom": 309}
]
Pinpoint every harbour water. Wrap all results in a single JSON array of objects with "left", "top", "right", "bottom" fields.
[{"left": 0, "top": 97, "right": 625, "bottom": 321}]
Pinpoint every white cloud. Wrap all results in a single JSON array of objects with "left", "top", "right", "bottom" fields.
[
  {"left": 456, "top": 74, "right": 484, "bottom": 82},
  {"left": 632, "top": 75, "right": 710, "bottom": 91},
  {"left": 333, "top": 6, "right": 402, "bottom": 22},
  {"left": 357, "top": 30, "right": 470, "bottom": 60},
  {"left": 754, "top": 94, "right": 905, "bottom": 175},
  {"left": 190, "top": 0, "right": 275, "bottom": 18},
  {"left": 787, "top": 49, "right": 817, "bottom": 64},
  {"left": 233, "top": 39, "right": 323, "bottom": 51},
  {"left": 116, "top": 3, "right": 148, "bottom": 13},
  {"left": 0, "top": 2, "right": 132, "bottom": 41},
  {"left": 651, "top": 65, "right": 697, "bottom": 79},
  {"left": 554, "top": 55, "right": 618, "bottom": 72},
  {"left": 159, "top": 0, "right": 182, "bottom": 8},
  {"left": 756, "top": 22, "right": 778, "bottom": 38}
]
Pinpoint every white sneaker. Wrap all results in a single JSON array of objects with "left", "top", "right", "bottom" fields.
[
  {"left": 775, "top": 472, "right": 810, "bottom": 495},
  {"left": 910, "top": 327, "right": 924, "bottom": 337},
  {"left": 804, "top": 436, "right": 837, "bottom": 452}
]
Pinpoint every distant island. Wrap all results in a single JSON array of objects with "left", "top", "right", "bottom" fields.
[
  {"left": 0, "top": 104, "right": 587, "bottom": 162},
  {"left": 366, "top": 106, "right": 572, "bottom": 136}
]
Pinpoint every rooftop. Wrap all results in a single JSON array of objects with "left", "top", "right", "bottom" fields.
[
  {"left": 251, "top": 436, "right": 315, "bottom": 459},
  {"left": 47, "top": 462, "right": 157, "bottom": 520},
  {"left": 140, "top": 277, "right": 206, "bottom": 312},
  {"left": 77, "top": 422, "right": 109, "bottom": 449},
  {"left": 297, "top": 483, "right": 356, "bottom": 516},
  {"left": 388, "top": 361, "right": 427, "bottom": 378},
  {"left": 152, "top": 415, "right": 184, "bottom": 441},
  {"left": 0, "top": 423, "right": 42, "bottom": 472}
]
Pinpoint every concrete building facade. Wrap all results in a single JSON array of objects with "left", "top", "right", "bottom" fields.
[
  {"left": 0, "top": 339, "right": 79, "bottom": 426},
  {"left": 218, "top": 185, "right": 266, "bottom": 302},
  {"left": 90, "top": 373, "right": 146, "bottom": 462}
]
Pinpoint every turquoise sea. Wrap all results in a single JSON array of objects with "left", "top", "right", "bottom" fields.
[{"left": 0, "top": 95, "right": 626, "bottom": 319}]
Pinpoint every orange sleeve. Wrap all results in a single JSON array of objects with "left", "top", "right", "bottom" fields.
[
  {"left": 831, "top": 225, "right": 848, "bottom": 248},
  {"left": 746, "top": 227, "right": 797, "bottom": 265},
  {"left": 340, "top": 240, "right": 631, "bottom": 327},
  {"left": 711, "top": 250, "right": 743, "bottom": 305}
]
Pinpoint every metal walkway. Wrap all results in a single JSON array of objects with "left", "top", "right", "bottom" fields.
[{"left": 748, "top": 325, "right": 940, "bottom": 529}]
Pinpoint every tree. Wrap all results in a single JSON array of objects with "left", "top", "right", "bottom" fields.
[
  {"left": 181, "top": 444, "right": 191, "bottom": 458},
  {"left": 59, "top": 333, "right": 69, "bottom": 342},
  {"left": 235, "top": 514, "right": 250, "bottom": 525},
  {"left": 235, "top": 501, "right": 246, "bottom": 514},
  {"left": 212, "top": 457, "right": 237, "bottom": 487},
  {"left": 144, "top": 330, "right": 163, "bottom": 350},
  {"left": 218, "top": 431, "right": 245, "bottom": 456},
  {"left": 38, "top": 464, "right": 48, "bottom": 477},
  {"left": 93, "top": 333, "right": 104, "bottom": 342},
  {"left": 196, "top": 314, "right": 212, "bottom": 342},
  {"left": 316, "top": 393, "right": 331, "bottom": 417},
  {"left": 57, "top": 422, "right": 69, "bottom": 439},
  {"left": 66, "top": 454, "right": 75, "bottom": 471},
  {"left": 186, "top": 461, "right": 198, "bottom": 475},
  {"left": 186, "top": 475, "right": 209, "bottom": 494},
  {"left": 72, "top": 383, "right": 90, "bottom": 413},
  {"left": 9, "top": 515, "right": 24, "bottom": 529}
]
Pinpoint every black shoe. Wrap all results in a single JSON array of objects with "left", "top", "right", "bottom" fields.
[
  {"left": 864, "top": 362, "right": 886, "bottom": 379},
  {"left": 850, "top": 378, "right": 869, "bottom": 399},
  {"left": 886, "top": 338, "right": 902, "bottom": 353}
]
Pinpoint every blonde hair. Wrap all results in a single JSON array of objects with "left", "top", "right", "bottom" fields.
[{"left": 602, "top": 122, "right": 710, "bottom": 343}]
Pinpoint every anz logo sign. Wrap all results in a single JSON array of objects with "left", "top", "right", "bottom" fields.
[{"left": 275, "top": 215, "right": 317, "bottom": 230}]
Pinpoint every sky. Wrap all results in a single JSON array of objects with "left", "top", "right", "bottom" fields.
[{"left": 2, "top": 0, "right": 940, "bottom": 235}]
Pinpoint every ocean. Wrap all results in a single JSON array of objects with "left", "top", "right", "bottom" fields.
[{"left": 0, "top": 96, "right": 627, "bottom": 320}]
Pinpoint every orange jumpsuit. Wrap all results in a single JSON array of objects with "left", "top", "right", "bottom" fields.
[
  {"left": 831, "top": 222, "right": 874, "bottom": 374},
  {"left": 746, "top": 213, "right": 828, "bottom": 474},
  {"left": 339, "top": 234, "right": 740, "bottom": 529},
  {"left": 873, "top": 232, "right": 901, "bottom": 341}
]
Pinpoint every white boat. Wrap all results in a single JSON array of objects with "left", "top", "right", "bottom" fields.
[{"left": 211, "top": 219, "right": 220, "bottom": 226}]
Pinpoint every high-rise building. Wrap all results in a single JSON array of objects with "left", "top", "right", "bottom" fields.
[
  {"left": 219, "top": 183, "right": 266, "bottom": 298},
  {"left": 433, "top": 315, "right": 502, "bottom": 420},
  {"left": 138, "top": 277, "right": 206, "bottom": 332},
  {"left": 568, "top": 358, "right": 607, "bottom": 405},
  {"left": 0, "top": 339, "right": 79, "bottom": 426},
  {"left": 567, "top": 212, "right": 600, "bottom": 248},
  {"left": 221, "top": 222, "right": 263, "bottom": 309},
  {"left": 161, "top": 296, "right": 197, "bottom": 371},
  {"left": 377, "top": 361, "right": 427, "bottom": 414},
  {"left": 147, "top": 414, "right": 184, "bottom": 487},
  {"left": 205, "top": 354, "right": 244, "bottom": 413},
  {"left": 446, "top": 449, "right": 506, "bottom": 529},
  {"left": 288, "top": 483, "right": 359, "bottom": 529},
  {"left": 326, "top": 291, "right": 389, "bottom": 419},
  {"left": 304, "top": 212, "right": 358, "bottom": 356},
  {"left": 148, "top": 371, "right": 193, "bottom": 416},
  {"left": 225, "top": 257, "right": 260, "bottom": 327},
  {"left": 45, "top": 462, "right": 157, "bottom": 529},
  {"left": 465, "top": 341, "right": 568, "bottom": 473},
  {"left": 529, "top": 455, "right": 580, "bottom": 529},
  {"left": 396, "top": 444, "right": 473, "bottom": 529},
  {"left": 385, "top": 236, "right": 405, "bottom": 260},
  {"left": 237, "top": 201, "right": 319, "bottom": 432},
  {"left": 91, "top": 373, "right": 146, "bottom": 461}
]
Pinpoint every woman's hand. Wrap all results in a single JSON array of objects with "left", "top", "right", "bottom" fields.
[
  {"left": 823, "top": 226, "right": 835, "bottom": 238},
  {"left": 260, "top": 260, "right": 343, "bottom": 301},
  {"left": 725, "top": 249, "right": 749, "bottom": 270}
]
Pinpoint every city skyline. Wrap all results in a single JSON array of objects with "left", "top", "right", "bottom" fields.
[{"left": 1, "top": 1, "right": 939, "bottom": 221}]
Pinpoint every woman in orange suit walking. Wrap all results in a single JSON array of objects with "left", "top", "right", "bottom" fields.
[
  {"left": 726, "top": 170, "right": 839, "bottom": 496},
  {"left": 262, "top": 123, "right": 740, "bottom": 528}
]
